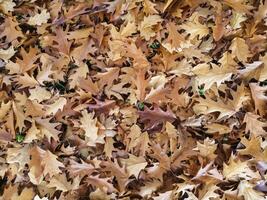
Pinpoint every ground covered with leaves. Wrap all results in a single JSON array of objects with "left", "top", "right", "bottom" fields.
[{"left": 0, "top": 0, "right": 267, "bottom": 199}]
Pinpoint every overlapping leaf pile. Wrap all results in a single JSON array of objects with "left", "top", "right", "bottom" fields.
[{"left": 0, "top": 0, "right": 266, "bottom": 199}]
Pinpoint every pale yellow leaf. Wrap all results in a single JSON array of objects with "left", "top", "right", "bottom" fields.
[
  {"left": 29, "top": 86, "right": 52, "bottom": 103},
  {"left": 28, "top": 9, "right": 50, "bottom": 26}
]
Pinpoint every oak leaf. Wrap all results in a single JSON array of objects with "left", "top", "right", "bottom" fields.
[
  {"left": 249, "top": 83, "right": 267, "bottom": 116},
  {"left": 120, "top": 154, "right": 147, "bottom": 178},
  {"left": 87, "top": 99, "right": 116, "bottom": 115},
  {"left": 2, "top": 185, "right": 35, "bottom": 200},
  {"left": 94, "top": 67, "right": 120, "bottom": 90},
  {"left": 143, "top": 0, "right": 158, "bottom": 15},
  {"left": 0, "top": 17, "right": 24, "bottom": 43},
  {"left": 24, "top": 120, "right": 40, "bottom": 143},
  {"left": 0, "top": 46, "right": 16, "bottom": 62},
  {"left": 0, "top": 101, "right": 11, "bottom": 120},
  {"left": 100, "top": 159, "right": 129, "bottom": 192},
  {"left": 223, "top": 0, "right": 254, "bottom": 14},
  {"left": 78, "top": 76, "right": 99, "bottom": 95},
  {"left": 180, "top": 13, "right": 209, "bottom": 39},
  {"left": 125, "top": 42, "right": 150, "bottom": 70},
  {"left": 69, "top": 63, "right": 88, "bottom": 89},
  {"left": 14, "top": 73, "right": 38, "bottom": 88},
  {"left": 212, "top": 7, "right": 226, "bottom": 41},
  {"left": 68, "top": 159, "right": 94, "bottom": 177},
  {"left": 45, "top": 97, "right": 67, "bottom": 116},
  {"left": 230, "top": 37, "right": 251, "bottom": 62},
  {"left": 28, "top": 146, "right": 45, "bottom": 185},
  {"left": 238, "top": 61, "right": 264, "bottom": 82},
  {"left": 244, "top": 112, "right": 267, "bottom": 137},
  {"left": 238, "top": 135, "right": 263, "bottom": 159},
  {"left": 0, "top": 0, "right": 16, "bottom": 14},
  {"left": 6, "top": 145, "right": 30, "bottom": 171},
  {"left": 41, "top": 150, "right": 64, "bottom": 177},
  {"left": 86, "top": 175, "right": 117, "bottom": 193},
  {"left": 47, "top": 174, "right": 80, "bottom": 192},
  {"left": 193, "top": 84, "right": 249, "bottom": 119},
  {"left": 79, "top": 110, "right": 99, "bottom": 146},
  {"left": 35, "top": 117, "right": 61, "bottom": 142},
  {"left": 192, "top": 62, "right": 234, "bottom": 91},
  {"left": 238, "top": 180, "right": 267, "bottom": 200},
  {"left": 205, "top": 123, "right": 231, "bottom": 135},
  {"left": 223, "top": 155, "right": 260, "bottom": 181},
  {"left": 194, "top": 138, "right": 217, "bottom": 160},
  {"left": 43, "top": 27, "right": 72, "bottom": 55},
  {"left": 138, "top": 104, "right": 176, "bottom": 130},
  {"left": 16, "top": 47, "right": 39, "bottom": 73},
  {"left": 139, "top": 15, "right": 162, "bottom": 41},
  {"left": 29, "top": 86, "right": 52, "bottom": 103},
  {"left": 28, "top": 9, "right": 50, "bottom": 26},
  {"left": 163, "top": 22, "right": 185, "bottom": 53}
]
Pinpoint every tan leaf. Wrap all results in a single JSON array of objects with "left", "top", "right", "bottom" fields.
[
  {"left": 205, "top": 123, "right": 232, "bottom": 135},
  {"left": 36, "top": 64, "right": 54, "bottom": 85},
  {"left": 143, "top": 0, "right": 158, "bottom": 15},
  {"left": 6, "top": 145, "right": 30, "bottom": 171},
  {"left": 194, "top": 138, "right": 217, "bottom": 160},
  {"left": 125, "top": 42, "right": 150, "bottom": 70},
  {"left": 28, "top": 146, "right": 45, "bottom": 185},
  {"left": 69, "top": 63, "right": 88, "bottom": 89},
  {"left": 0, "top": 17, "right": 24, "bottom": 43},
  {"left": 249, "top": 83, "right": 267, "bottom": 116},
  {"left": 35, "top": 117, "right": 61, "bottom": 142},
  {"left": 86, "top": 175, "right": 117, "bottom": 193},
  {"left": 2, "top": 185, "right": 35, "bottom": 200},
  {"left": 41, "top": 150, "right": 64, "bottom": 177},
  {"left": 238, "top": 134, "right": 263, "bottom": 159},
  {"left": 78, "top": 76, "right": 99, "bottom": 95},
  {"left": 24, "top": 120, "right": 40, "bottom": 143},
  {"left": 68, "top": 159, "right": 94, "bottom": 177},
  {"left": 163, "top": 22, "right": 185, "bottom": 53},
  {"left": 14, "top": 73, "right": 38, "bottom": 89},
  {"left": 47, "top": 174, "right": 80, "bottom": 192},
  {"left": 0, "top": 101, "right": 11, "bottom": 120},
  {"left": 181, "top": 14, "right": 209, "bottom": 39},
  {"left": 12, "top": 101, "right": 26, "bottom": 132},
  {"left": 139, "top": 15, "right": 162, "bottom": 41},
  {"left": 193, "top": 84, "right": 249, "bottom": 119},
  {"left": 100, "top": 159, "right": 128, "bottom": 192},
  {"left": 120, "top": 21, "right": 137, "bottom": 37},
  {"left": 43, "top": 27, "right": 72, "bottom": 55},
  {"left": 230, "top": 37, "right": 251, "bottom": 62},
  {"left": 95, "top": 67, "right": 120, "bottom": 90},
  {"left": 192, "top": 62, "right": 234, "bottom": 91},
  {"left": 223, "top": 154, "right": 260, "bottom": 181},
  {"left": 244, "top": 112, "right": 267, "bottom": 137},
  {"left": 120, "top": 154, "right": 147, "bottom": 178},
  {"left": 45, "top": 97, "right": 67, "bottom": 116},
  {"left": 223, "top": 0, "right": 254, "bottom": 14},
  {"left": 16, "top": 47, "right": 39, "bottom": 73}
]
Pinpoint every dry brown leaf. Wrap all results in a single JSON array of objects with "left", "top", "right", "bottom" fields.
[
  {"left": 138, "top": 104, "right": 176, "bottom": 130},
  {"left": 249, "top": 83, "right": 267, "bottom": 116}
]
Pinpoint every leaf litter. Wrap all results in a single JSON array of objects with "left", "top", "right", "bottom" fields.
[{"left": 0, "top": 0, "right": 266, "bottom": 199}]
